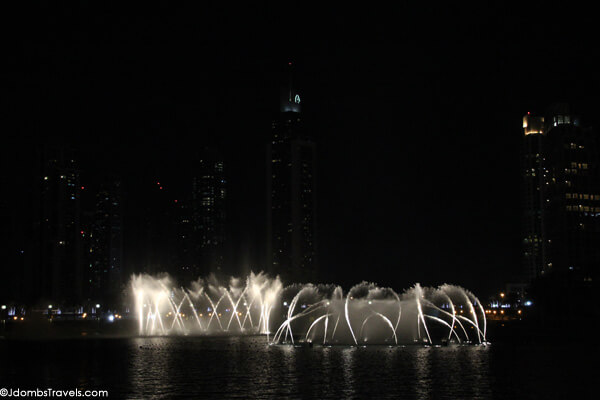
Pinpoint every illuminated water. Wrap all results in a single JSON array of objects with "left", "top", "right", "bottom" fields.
[
  {"left": 132, "top": 273, "right": 488, "bottom": 345},
  {"left": 1, "top": 336, "right": 595, "bottom": 399}
]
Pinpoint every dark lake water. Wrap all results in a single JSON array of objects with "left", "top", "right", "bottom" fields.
[{"left": 0, "top": 336, "right": 595, "bottom": 399}]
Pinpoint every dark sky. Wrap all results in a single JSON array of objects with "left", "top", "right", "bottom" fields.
[{"left": 7, "top": 2, "right": 599, "bottom": 296}]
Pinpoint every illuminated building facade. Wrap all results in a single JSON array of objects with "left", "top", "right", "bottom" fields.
[
  {"left": 267, "top": 66, "right": 317, "bottom": 283},
  {"left": 522, "top": 104, "right": 600, "bottom": 282}
]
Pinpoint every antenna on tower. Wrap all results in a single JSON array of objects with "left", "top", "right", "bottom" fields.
[{"left": 288, "top": 61, "right": 293, "bottom": 102}]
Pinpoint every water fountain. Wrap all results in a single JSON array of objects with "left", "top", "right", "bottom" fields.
[{"left": 131, "top": 273, "right": 488, "bottom": 345}]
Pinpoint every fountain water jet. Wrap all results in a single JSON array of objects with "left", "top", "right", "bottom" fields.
[{"left": 131, "top": 273, "right": 488, "bottom": 345}]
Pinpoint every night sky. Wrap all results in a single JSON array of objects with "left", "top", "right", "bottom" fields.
[{"left": 6, "top": 2, "right": 599, "bottom": 296}]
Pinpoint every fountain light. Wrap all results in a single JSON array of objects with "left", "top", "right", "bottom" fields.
[{"left": 130, "top": 273, "right": 487, "bottom": 345}]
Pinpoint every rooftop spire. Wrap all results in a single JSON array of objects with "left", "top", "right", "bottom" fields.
[
  {"left": 288, "top": 61, "right": 293, "bottom": 102},
  {"left": 280, "top": 61, "right": 301, "bottom": 113}
]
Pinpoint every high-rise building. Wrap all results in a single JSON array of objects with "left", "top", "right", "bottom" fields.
[
  {"left": 88, "top": 181, "right": 123, "bottom": 308},
  {"left": 173, "top": 196, "right": 194, "bottom": 283},
  {"left": 521, "top": 113, "right": 545, "bottom": 281},
  {"left": 522, "top": 104, "right": 600, "bottom": 283},
  {"left": 267, "top": 65, "right": 317, "bottom": 283},
  {"left": 139, "top": 179, "right": 177, "bottom": 275},
  {"left": 190, "top": 148, "right": 227, "bottom": 278},
  {"left": 30, "top": 147, "right": 84, "bottom": 307}
]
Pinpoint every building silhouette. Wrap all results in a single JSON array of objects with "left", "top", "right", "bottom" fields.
[
  {"left": 522, "top": 112, "right": 545, "bottom": 281},
  {"left": 190, "top": 148, "right": 227, "bottom": 278},
  {"left": 29, "top": 147, "right": 84, "bottom": 307},
  {"left": 173, "top": 196, "right": 194, "bottom": 283},
  {"left": 139, "top": 179, "right": 177, "bottom": 275},
  {"left": 522, "top": 104, "right": 600, "bottom": 283},
  {"left": 88, "top": 180, "right": 123, "bottom": 308},
  {"left": 267, "top": 64, "right": 317, "bottom": 283}
]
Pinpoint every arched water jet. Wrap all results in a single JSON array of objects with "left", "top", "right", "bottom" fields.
[{"left": 131, "top": 273, "right": 487, "bottom": 345}]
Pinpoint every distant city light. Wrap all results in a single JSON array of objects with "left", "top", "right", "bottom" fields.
[
  {"left": 96, "top": 304, "right": 101, "bottom": 308},
  {"left": 48, "top": 305, "right": 53, "bottom": 309},
  {"left": 524, "top": 300, "right": 533, "bottom": 306},
  {"left": 107, "top": 315, "right": 114, "bottom": 322},
  {"left": 1, "top": 305, "right": 6, "bottom": 310}
]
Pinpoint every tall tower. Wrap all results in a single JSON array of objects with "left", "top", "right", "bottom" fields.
[
  {"left": 267, "top": 63, "right": 317, "bottom": 283},
  {"left": 31, "top": 147, "right": 84, "bottom": 307},
  {"left": 522, "top": 113, "right": 545, "bottom": 281},
  {"left": 191, "top": 148, "right": 227, "bottom": 278},
  {"left": 88, "top": 180, "right": 123, "bottom": 308},
  {"left": 522, "top": 104, "right": 600, "bottom": 283},
  {"left": 541, "top": 104, "right": 600, "bottom": 281}
]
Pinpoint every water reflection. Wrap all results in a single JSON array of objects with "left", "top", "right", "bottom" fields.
[
  {"left": 414, "top": 347, "right": 432, "bottom": 399},
  {"left": 342, "top": 347, "right": 356, "bottom": 398},
  {"left": 130, "top": 337, "right": 173, "bottom": 399},
  {"left": 2, "top": 338, "right": 593, "bottom": 399}
]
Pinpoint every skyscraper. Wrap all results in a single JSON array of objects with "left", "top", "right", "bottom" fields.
[
  {"left": 522, "top": 112, "right": 545, "bottom": 281},
  {"left": 88, "top": 181, "right": 123, "bottom": 308},
  {"left": 522, "top": 104, "right": 600, "bottom": 283},
  {"left": 190, "top": 148, "right": 227, "bottom": 278},
  {"left": 267, "top": 65, "right": 317, "bottom": 283},
  {"left": 30, "top": 147, "right": 84, "bottom": 307}
]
